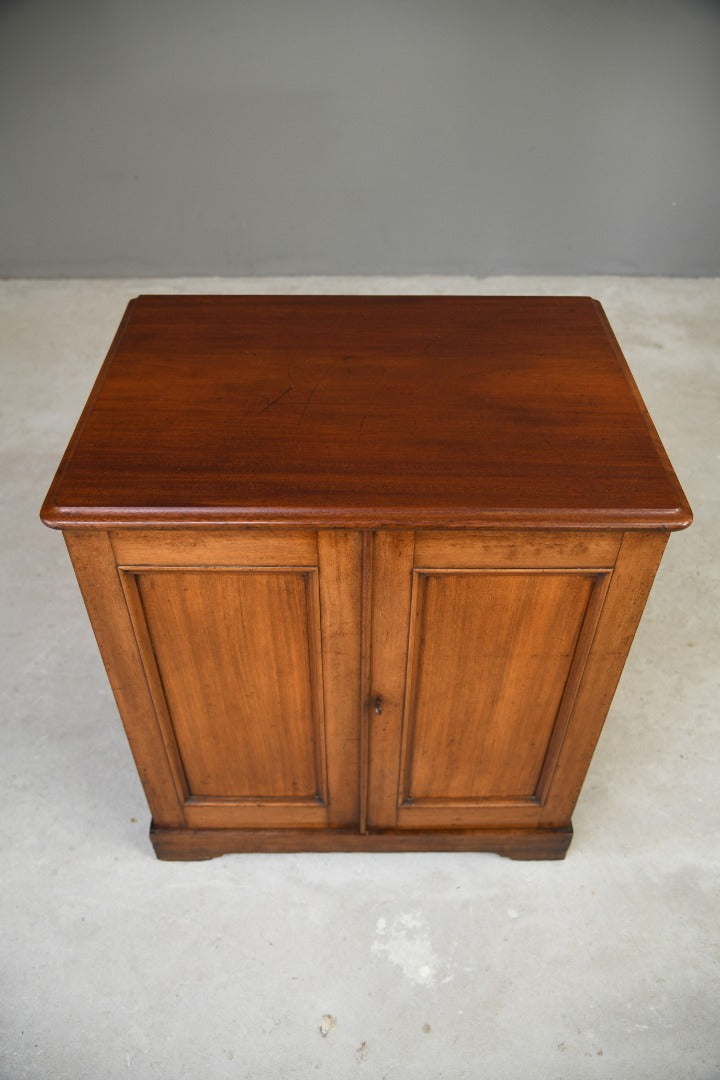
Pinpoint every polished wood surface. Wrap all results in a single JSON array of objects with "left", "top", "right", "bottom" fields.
[{"left": 41, "top": 295, "right": 691, "bottom": 530}]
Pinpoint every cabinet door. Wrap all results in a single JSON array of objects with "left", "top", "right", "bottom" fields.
[
  {"left": 367, "top": 530, "right": 665, "bottom": 831},
  {"left": 66, "top": 529, "right": 362, "bottom": 831}
]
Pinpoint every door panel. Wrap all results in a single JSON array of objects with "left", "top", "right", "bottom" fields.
[
  {"left": 369, "top": 531, "right": 614, "bottom": 830},
  {"left": 111, "top": 528, "right": 361, "bottom": 830}
]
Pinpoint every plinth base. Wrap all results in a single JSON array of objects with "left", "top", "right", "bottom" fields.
[{"left": 150, "top": 823, "right": 573, "bottom": 861}]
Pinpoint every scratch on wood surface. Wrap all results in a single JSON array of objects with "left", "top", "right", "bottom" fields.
[{"left": 257, "top": 384, "right": 294, "bottom": 415}]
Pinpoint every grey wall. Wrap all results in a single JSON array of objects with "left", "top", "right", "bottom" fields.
[{"left": 1, "top": 0, "right": 719, "bottom": 277}]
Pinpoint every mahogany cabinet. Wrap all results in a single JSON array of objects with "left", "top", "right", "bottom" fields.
[{"left": 41, "top": 296, "right": 691, "bottom": 859}]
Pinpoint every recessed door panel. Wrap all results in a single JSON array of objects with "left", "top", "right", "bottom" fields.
[
  {"left": 135, "top": 568, "right": 322, "bottom": 800},
  {"left": 403, "top": 570, "right": 594, "bottom": 803}
]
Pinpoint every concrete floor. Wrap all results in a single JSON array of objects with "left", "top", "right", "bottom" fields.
[{"left": 1, "top": 276, "right": 718, "bottom": 1080}]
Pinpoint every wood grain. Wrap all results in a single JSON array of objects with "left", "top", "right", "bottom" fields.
[
  {"left": 358, "top": 531, "right": 373, "bottom": 834},
  {"left": 414, "top": 530, "right": 621, "bottom": 568},
  {"left": 111, "top": 527, "right": 317, "bottom": 566},
  {"left": 41, "top": 296, "right": 691, "bottom": 531},
  {"left": 365, "top": 530, "right": 415, "bottom": 829},
  {"left": 403, "top": 570, "right": 595, "bottom": 800},
  {"left": 133, "top": 568, "right": 323, "bottom": 800},
  {"left": 317, "top": 529, "right": 362, "bottom": 829},
  {"left": 64, "top": 530, "right": 186, "bottom": 827}
]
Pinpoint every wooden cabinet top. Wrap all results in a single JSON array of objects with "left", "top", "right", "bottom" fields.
[{"left": 41, "top": 295, "right": 691, "bottom": 530}]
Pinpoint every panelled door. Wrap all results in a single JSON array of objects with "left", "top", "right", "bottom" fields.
[
  {"left": 367, "top": 530, "right": 623, "bottom": 831},
  {"left": 68, "top": 528, "right": 362, "bottom": 832}
]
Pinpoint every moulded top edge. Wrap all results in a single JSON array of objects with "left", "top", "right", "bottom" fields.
[{"left": 40, "top": 502, "right": 694, "bottom": 532}]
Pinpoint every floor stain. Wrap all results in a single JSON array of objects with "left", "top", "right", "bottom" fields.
[
  {"left": 319, "top": 1014, "right": 336, "bottom": 1038},
  {"left": 372, "top": 912, "right": 453, "bottom": 987}
]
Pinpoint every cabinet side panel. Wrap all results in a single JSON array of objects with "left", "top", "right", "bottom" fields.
[
  {"left": 317, "top": 530, "right": 363, "bottom": 828},
  {"left": 64, "top": 530, "right": 186, "bottom": 827},
  {"left": 539, "top": 530, "right": 669, "bottom": 826}
]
